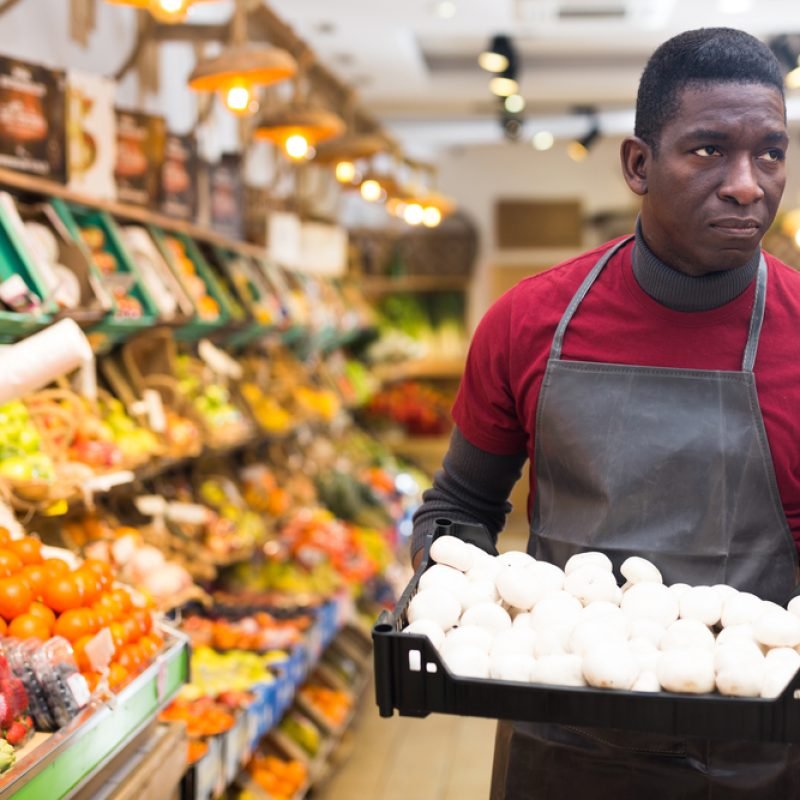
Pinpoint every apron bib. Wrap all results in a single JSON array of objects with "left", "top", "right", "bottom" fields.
[{"left": 492, "top": 238, "right": 800, "bottom": 799}]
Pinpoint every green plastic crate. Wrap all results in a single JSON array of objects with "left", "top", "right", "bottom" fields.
[
  {"left": 147, "top": 226, "right": 234, "bottom": 341},
  {"left": 0, "top": 201, "right": 54, "bottom": 340},
  {"left": 49, "top": 199, "right": 159, "bottom": 346}
]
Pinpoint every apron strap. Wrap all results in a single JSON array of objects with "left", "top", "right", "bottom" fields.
[
  {"left": 549, "top": 237, "right": 633, "bottom": 361},
  {"left": 742, "top": 255, "right": 767, "bottom": 373},
  {"left": 549, "top": 238, "right": 768, "bottom": 373}
]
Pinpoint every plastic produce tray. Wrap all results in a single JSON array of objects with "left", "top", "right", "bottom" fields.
[
  {"left": 0, "top": 625, "right": 190, "bottom": 800},
  {"left": 373, "top": 521, "right": 800, "bottom": 743}
]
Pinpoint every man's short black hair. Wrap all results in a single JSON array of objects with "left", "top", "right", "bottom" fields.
[{"left": 635, "top": 27, "right": 785, "bottom": 153}]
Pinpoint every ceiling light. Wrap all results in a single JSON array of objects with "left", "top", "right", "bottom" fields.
[
  {"left": 532, "top": 131, "right": 554, "bottom": 151},
  {"left": 253, "top": 108, "right": 346, "bottom": 156},
  {"left": 187, "top": 0, "right": 297, "bottom": 114},
  {"left": 422, "top": 207, "right": 442, "bottom": 228},
  {"left": 490, "top": 76, "right": 519, "bottom": 97},
  {"left": 312, "top": 133, "right": 387, "bottom": 164},
  {"left": 568, "top": 124, "right": 600, "bottom": 162},
  {"left": 479, "top": 34, "right": 514, "bottom": 73},
  {"left": 360, "top": 179, "right": 384, "bottom": 203},
  {"left": 403, "top": 204, "right": 425, "bottom": 226},
  {"left": 434, "top": 0, "right": 457, "bottom": 19},
  {"left": 285, "top": 134, "right": 310, "bottom": 160},
  {"left": 335, "top": 161, "right": 357, "bottom": 183},
  {"left": 504, "top": 94, "right": 525, "bottom": 114}
]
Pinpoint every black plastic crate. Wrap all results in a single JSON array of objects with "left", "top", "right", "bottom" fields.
[{"left": 372, "top": 520, "right": 800, "bottom": 742}]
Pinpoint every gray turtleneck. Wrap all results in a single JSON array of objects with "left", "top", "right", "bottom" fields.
[{"left": 410, "top": 229, "right": 763, "bottom": 559}]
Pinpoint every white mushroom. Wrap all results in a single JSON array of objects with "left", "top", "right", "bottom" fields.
[
  {"left": 620, "top": 556, "right": 663, "bottom": 585},
  {"left": 660, "top": 618, "right": 715, "bottom": 651},
  {"left": 531, "top": 654, "right": 586, "bottom": 687},
  {"left": 721, "top": 592, "right": 764, "bottom": 628},
  {"left": 711, "top": 584, "right": 739, "bottom": 606},
  {"left": 441, "top": 645, "right": 490, "bottom": 678},
  {"left": 526, "top": 561, "right": 567, "bottom": 604},
  {"left": 621, "top": 582, "right": 679, "bottom": 628},
  {"left": 495, "top": 564, "right": 540, "bottom": 611},
  {"left": 582, "top": 642, "right": 640, "bottom": 690},
  {"left": 656, "top": 648, "right": 715, "bottom": 694},
  {"left": 715, "top": 623, "right": 757, "bottom": 647},
  {"left": 714, "top": 640, "right": 764, "bottom": 674},
  {"left": 668, "top": 583, "right": 692, "bottom": 602},
  {"left": 568, "top": 617, "right": 627, "bottom": 658},
  {"left": 430, "top": 536, "right": 474, "bottom": 573},
  {"left": 496, "top": 551, "right": 536, "bottom": 569},
  {"left": 564, "top": 551, "right": 613, "bottom": 575},
  {"left": 765, "top": 647, "right": 800, "bottom": 671},
  {"left": 460, "top": 576, "right": 500, "bottom": 610},
  {"left": 529, "top": 591, "right": 583, "bottom": 632},
  {"left": 460, "top": 602, "right": 512, "bottom": 634},
  {"left": 627, "top": 618, "right": 667, "bottom": 648},
  {"left": 631, "top": 670, "right": 661, "bottom": 692},
  {"left": 580, "top": 601, "right": 626, "bottom": 623},
  {"left": 403, "top": 619, "right": 446, "bottom": 650},
  {"left": 754, "top": 609, "right": 800, "bottom": 649},
  {"left": 489, "top": 652, "right": 535, "bottom": 682},
  {"left": 761, "top": 657, "right": 800, "bottom": 698},
  {"left": 628, "top": 637, "right": 660, "bottom": 673},
  {"left": 716, "top": 660, "right": 765, "bottom": 697},
  {"left": 490, "top": 628, "right": 537, "bottom": 659},
  {"left": 419, "top": 564, "right": 470, "bottom": 606},
  {"left": 679, "top": 586, "right": 722, "bottom": 626},
  {"left": 408, "top": 588, "right": 461, "bottom": 630},
  {"left": 564, "top": 565, "right": 622, "bottom": 607},
  {"left": 787, "top": 595, "right": 800, "bottom": 620},
  {"left": 441, "top": 625, "right": 494, "bottom": 656},
  {"left": 512, "top": 612, "right": 534, "bottom": 630},
  {"left": 533, "top": 628, "right": 571, "bottom": 658}
]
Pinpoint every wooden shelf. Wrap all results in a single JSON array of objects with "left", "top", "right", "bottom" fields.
[
  {"left": 358, "top": 275, "right": 470, "bottom": 295},
  {"left": 373, "top": 355, "right": 465, "bottom": 381},
  {"left": 0, "top": 167, "right": 267, "bottom": 259}
]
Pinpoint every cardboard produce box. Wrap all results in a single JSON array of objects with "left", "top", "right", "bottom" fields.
[
  {"left": 114, "top": 108, "right": 166, "bottom": 206},
  {"left": 67, "top": 70, "right": 117, "bottom": 199},
  {"left": 0, "top": 55, "right": 66, "bottom": 182},
  {"left": 161, "top": 132, "right": 197, "bottom": 220}
]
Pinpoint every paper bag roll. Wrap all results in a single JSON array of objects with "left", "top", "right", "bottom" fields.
[{"left": 0, "top": 319, "right": 95, "bottom": 405}]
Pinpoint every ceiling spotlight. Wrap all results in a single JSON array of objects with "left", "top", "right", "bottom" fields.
[
  {"left": 479, "top": 34, "right": 514, "bottom": 73},
  {"left": 532, "top": 131, "right": 554, "bottom": 151},
  {"left": 504, "top": 94, "right": 525, "bottom": 114},
  {"left": 490, "top": 74, "right": 519, "bottom": 97},
  {"left": 567, "top": 118, "right": 601, "bottom": 162}
]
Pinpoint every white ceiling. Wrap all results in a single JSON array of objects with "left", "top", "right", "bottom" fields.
[{"left": 194, "top": 0, "right": 800, "bottom": 156}]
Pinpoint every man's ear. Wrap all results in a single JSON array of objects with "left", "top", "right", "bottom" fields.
[{"left": 620, "top": 136, "right": 651, "bottom": 196}]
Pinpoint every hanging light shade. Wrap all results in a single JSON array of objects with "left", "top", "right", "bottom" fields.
[
  {"left": 253, "top": 108, "right": 346, "bottom": 160},
  {"left": 105, "top": 0, "right": 207, "bottom": 23},
  {"left": 312, "top": 133, "right": 387, "bottom": 165},
  {"left": 187, "top": 0, "right": 297, "bottom": 115}
]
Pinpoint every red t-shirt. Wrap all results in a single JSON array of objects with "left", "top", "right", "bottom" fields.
[{"left": 453, "top": 237, "right": 800, "bottom": 551}]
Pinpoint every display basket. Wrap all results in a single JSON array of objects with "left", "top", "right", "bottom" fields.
[
  {"left": 147, "top": 226, "right": 235, "bottom": 341},
  {"left": 49, "top": 200, "right": 159, "bottom": 346},
  {"left": 372, "top": 519, "right": 800, "bottom": 743}
]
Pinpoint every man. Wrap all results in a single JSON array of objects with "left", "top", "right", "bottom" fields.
[{"left": 411, "top": 27, "right": 800, "bottom": 799}]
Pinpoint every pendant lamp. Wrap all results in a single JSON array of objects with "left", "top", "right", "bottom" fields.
[
  {"left": 187, "top": 0, "right": 297, "bottom": 116},
  {"left": 106, "top": 0, "right": 195, "bottom": 24},
  {"left": 252, "top": 53, "right": 346, "bottom": 160}
]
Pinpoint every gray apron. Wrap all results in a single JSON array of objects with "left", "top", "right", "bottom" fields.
[{"left": 491, "top": 238, "right": 800, "bottom": 799}]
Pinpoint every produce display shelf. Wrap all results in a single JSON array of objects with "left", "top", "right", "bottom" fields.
[
  {"left": 373, "top": 523, "right": 800, "bottom": 744},
  {"left": 0, "top": 627, "right": 190, "bottom": 800},
  {"left": 373, "top": 356, "right": 465, "bottom": 382}
]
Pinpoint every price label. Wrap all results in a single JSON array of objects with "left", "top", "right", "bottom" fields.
[
  {"left": 143, "top": 389, "right": 166, "bottom": 433},
  {"left": 166, "top": 502, "right": 208, "bottom": 525},
  {"left": 135, "top": 494, "right": 167, "bottom": 517}
]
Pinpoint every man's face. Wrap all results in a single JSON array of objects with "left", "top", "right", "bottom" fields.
[{"left": 635, "top": 82, "right": 787, "bottom": 276}]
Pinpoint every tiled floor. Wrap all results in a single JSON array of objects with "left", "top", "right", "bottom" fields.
[{"left": 313, "top": 680, "right": 497, "bottom": 800}]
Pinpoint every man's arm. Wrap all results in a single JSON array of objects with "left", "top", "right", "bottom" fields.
[{"left": 410, "top": 427, "right": 528, "bottom": 569}]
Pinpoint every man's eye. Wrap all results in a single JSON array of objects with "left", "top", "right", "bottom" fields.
[
  {"left": 759, "top": 148, "right": 784, "bottom": 162},
  {"left": 692, "top": 145, "right": 720, "bottom": 157}
]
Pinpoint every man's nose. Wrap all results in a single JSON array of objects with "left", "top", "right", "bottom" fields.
[{"left": 718, "top": 155, "right": 765, "bottom": 205}]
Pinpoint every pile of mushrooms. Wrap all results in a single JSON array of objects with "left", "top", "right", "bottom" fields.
[{"left": 402, "top": 537, "right": 800, "bottom": 698}]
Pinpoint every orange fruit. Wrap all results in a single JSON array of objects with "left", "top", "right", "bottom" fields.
[
  {"left": 108, "top": 621, "right": 128, "bottom": 650},
  {"left": 0, "top": 550, "right": 23, "bottom": 578},
  {"left": 0, "top": 528, "right": 11, "bottom": 547},
  {"left": 81, "top": 559, "right": 113, "bottom": 589},
  {"left": 21, "top": 564, "right": 48, "bottom": 600},
  {"left": 0, "top": 576, "right": 32, "bottom": 621},
  {"left": 42, "top": 558, "right": 69, "bottom": 578},
  {"left": 7, "top": 537, "right": 43, "bottom": 566},
  {"left": 53, "top": 608, "right": 95, "bottom": 643},
  {"left": 73, "top": 569, "right": 101, "bottom": 605},
  {"left": 95, "top": 592, "right": 123, "bottom": 620},
  {"left": 108, "top": 662, "right": 128, "bottom": 691},
  {"left": 132, "top": 608, "right": 153, "bottom": 637},
  {"left": 92, "top": 604, "right": 115, "bottom": 628},
  {"left": 0, "top": 618, "right": 6, "bottom": 635},
  {"left": 8, "top": 613, "right": 50, "bottom": 641},
  {"left": 27, "top": 602, "right": 55, "bottom": 632},
  {"left": 110, "top": 588, "right": 133, "bottom": 615},
  {"left": 82, "top": 670, "right": 102, "bottom": 693},
  {"left": 42, "top": 573, "right": 84, "bottom": 613},
  {"left": 72, "top": 635, "right": 95, "bottom": 671}
]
